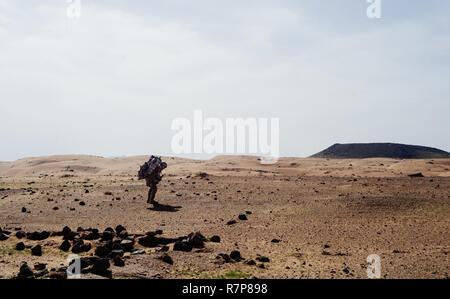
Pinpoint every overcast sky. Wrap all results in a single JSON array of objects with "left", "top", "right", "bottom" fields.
[{"left": 0, "top": 0, "right": 449, "bottom": 161}]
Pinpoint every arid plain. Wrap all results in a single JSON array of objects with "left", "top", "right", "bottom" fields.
[{"left": 0, "top": 155, "right": 449, "bottom": 279}]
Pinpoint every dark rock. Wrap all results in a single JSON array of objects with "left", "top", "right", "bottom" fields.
[
  {"left": 216, "top": 253, "right": 231, "bottom": 263},
  {"left": 0, "top": 233, "right": 9, "bottom": 241},
  {"left": 238, "top": 213, "right": 248, "bottom": 220},
  {"left": 15, "top": 230, "right": 26, "bottom": 239},
  {"left": 16, "top": 242, "right": 25, "bottom": 251},
  {"left": 79, "top": 201, "right": 86, "bottom": 206},
  {"left": 159, "top": 253, "right": 173, "bottom": 265},
  {"left": 117, "top": 230, "right": 128, "bottom": 239},
  {"left": 120, "top": 239, "right": 134, "bottom": 252},
  {"left": 245, "top": 259, "right": 256, "bottom": 266},
  {"left": 173, "top": 240, "right": 193, "bottom": 252},
  {"left": 256, "top": 256, "right": 270, "bottom": 263},
  {"left": 158, "top": 245, "right": 169, "bottom": 252},
  {"left": 271, "top": 239, "right": 281, "bottom": 243},
  {"left": 60, "top": 226, "right": 77, "bottom": 241},
  {"left": 34, "top": 269, "right": 49, "bottom": 278},
  {"left": 110, "top": 249, "right": 124, "bottom": 258},
  {"left": 90, "top": 257, "right": 111, "bottom": 276},
  {"left": 59, "top": 240, "right": 71, "bottom": 252},
  {"left": 226, "top": 219, "right": 237, "bottom": 225},
  {"left": 31, "top": 245, "right": 42, "bottom": 256},
  {"left": 230, "top": 250, "right": 242, "bottom": 261},
  {"left": 209, "top": 235, "right": 221, "bottom": 243},
  {"left": 137, "top": 235, "right": 159, "bottom": 248},
  {"left": 71, "top": 240, "right": 91, "bottom": 254},
  {"left": 48, "top": 269, "right": 67, "bottom": 280},
  {"left": 34, "top": 263, "right": 47, "bottom": 271},
  {"left": 21, "top": 207, "right": 27, "bottom": 213},
  {"left": 408, "top": 172, "right": 424, "bottom": 178},
  {"left": 115, "top": 225, "right": 126, "bottom": 234},
  {"left": 17, "top": 262, "right": 34, "bottom": 279},
  {"left": 113, "top": 256, "right": 125, "bottom": 267},
  {"left": 95, "top": 242, "right": 112, "bottom": 257},
  {"left": 27, "top": 231, "right": 50, "bottom": 241},
  {"left": 101, "top": 230, "right": 115, "bottom": 241},
  {"left": 80, "top": 230, "right": 100, "bottom": 240},
  {"left": 187, "top": 232, "right": 206, "bottom": 248}
]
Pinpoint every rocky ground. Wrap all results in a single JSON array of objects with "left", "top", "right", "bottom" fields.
[{"left": 0, "top": 156, "right": 449, "bottom": 279}]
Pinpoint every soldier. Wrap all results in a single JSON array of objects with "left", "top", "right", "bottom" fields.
[{"left": 138, "top": 155, "right": 167, "bottom": 205}]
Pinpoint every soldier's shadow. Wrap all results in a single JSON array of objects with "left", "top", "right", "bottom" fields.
[{"left": 148, "top": 202, "right": 182, "bottom": 212}]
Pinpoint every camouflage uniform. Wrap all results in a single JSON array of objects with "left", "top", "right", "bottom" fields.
[{"left": 138, "top": 156, "right": 167, "bottom": 204}]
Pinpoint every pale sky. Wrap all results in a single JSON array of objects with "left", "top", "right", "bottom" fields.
[{"left": 1, "top": 0, "right": 449, "bottom": 161}]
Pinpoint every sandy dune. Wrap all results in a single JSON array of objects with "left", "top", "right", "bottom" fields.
[
  {"left": 0, "top": 155, "right": 449, "bottom": 279},
  {"left": 1, "top": 155, "right": 450, "bottom": 178}
]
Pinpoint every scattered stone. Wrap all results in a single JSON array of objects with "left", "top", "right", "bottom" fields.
[
  {"left": 120, "top": 239, "right": 134, "bottom": 252},
  {"left": 110, "top": 249, "right": 124, "bottom": 258},
  {"left": 95, "top": 241, "right": 112, "bottom": 257},
  {"left": 209, "top": 235, "right": 221, "bottom": 243},
  {"left": 271, "top": 239, "right": 281, "bottom": 243},
  {"left": 89, "top": 257, "right": 111, "bottom": 276},
  {"left": 17, "top": 262, "right": 34, "bottom": 279},
  {"left": 245, "top": 259, "right": 256, "bottom": 266},
  {"left": 101, "top": 229, "right": 115, "bottom": 241},
  {"left": 256, "top": 255, "right": 270, "bottom": 263},
  {"left": 34, "top": 269, "right": 49, "bottom": 278},
  {"left": 408, "top": 172, "right": 424, "bottom": 178},
  {"left": 216, "top": 253, "right": 231, "bottom": 263},
  {"left": 34, "top": 263, "right": 47, "bottom": 271},
  {"left": 79, "top": 201, "right": 86, "bottom": 206},
  {"left": 113, "top": 256, "right": 125, "bottom": 267},
  {"left": 227, "top": 219, "right": 237, "bottom": 225},
  {"left": 117, "top": 230, "right": 128, "bottom": 239},
  {"left": 238, "top": 213, "right": 248, "bottom": 221},
  {"left": 27, "top": 231, "right": 50, "bottom": 241},
  {"left": 173, "top": 240, "right": 193, "bottom": 252},
  {"left": 115, "top": 225, "right": 126, "bottom": 234},
  {"left": 158, "top": 245, "right": 170, "bottom": 252},
  {"left": 230, "top": 250, "right": 242, "bottom": 261},
  {"left": 71, "top": 240, "right": 91, "bottom": 254},
  {"left": 31, "top": 245, "right": 42, "bottom": 256},
  {"left": 59, "top": 240, "right": 71, "bottom": 252},
  {"left": 187, "top": 232, "right": 206, "bottom": 248},
  {"left": 159, "top": 253, "right": 173, "bottom": 265},
  {"left": 21, "top": 207, "right": 27, "bottom": 213},
  {"left": 15, "top": 231, "right": 26, "bottom": 239},
  {"left": 0, "top": 233, "right": 9, "bottom": 241},
  {"left": 16, "top": 242, "right": 25, "bottom": 251},
  {"left": 48, "top": 268, "right": 67, "bottom": 280},
  {"left": 80, "top": 229, "right": 100, "bottom": 240}
]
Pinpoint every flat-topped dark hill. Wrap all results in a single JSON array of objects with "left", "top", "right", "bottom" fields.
[{"left": 311, "top": 143, "right": 450, "bottom": 159}]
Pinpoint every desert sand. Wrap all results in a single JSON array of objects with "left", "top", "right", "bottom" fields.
[{"left": 0, "top": 155, "right": 449, "bottom": 278}]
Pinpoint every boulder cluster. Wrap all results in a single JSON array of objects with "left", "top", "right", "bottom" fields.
[{"left": 0, "top": 225, "right": 222, "bottom": 279}]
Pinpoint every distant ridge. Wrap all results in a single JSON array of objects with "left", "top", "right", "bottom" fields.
[{"left": 311, "top": 143, "right": 450, "bottom": 159}]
